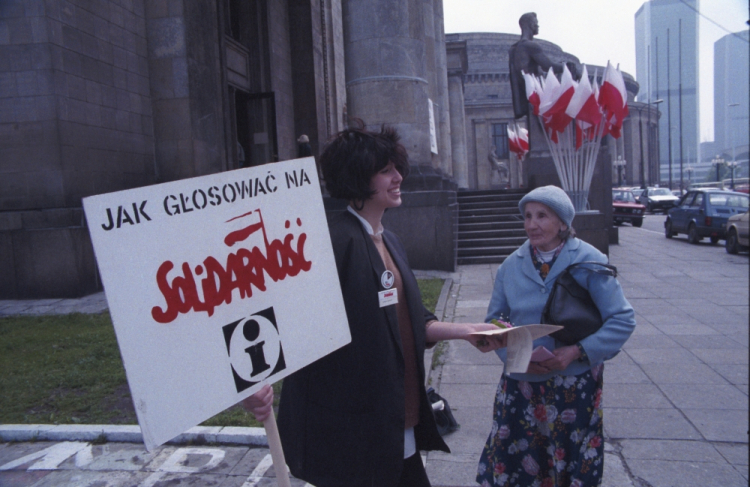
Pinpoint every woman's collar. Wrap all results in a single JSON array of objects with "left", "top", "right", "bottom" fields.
[{"left": 346, "top": 206, "right": 384, "bottom": 236}]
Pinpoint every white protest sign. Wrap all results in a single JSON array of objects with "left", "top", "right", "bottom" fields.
[{"left": 83, "top": 157, "right": 350, "bottom": 451}]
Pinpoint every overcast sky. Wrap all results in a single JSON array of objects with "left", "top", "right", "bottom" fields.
[{"left": 442, "top": 0, "right": 749, "bottom": 142}]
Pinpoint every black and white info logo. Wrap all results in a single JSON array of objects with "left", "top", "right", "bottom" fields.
[{"left": 222, "top": 307, "right": 287, "bottom": 393}]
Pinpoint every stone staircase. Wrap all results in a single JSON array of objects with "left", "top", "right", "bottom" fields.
[{"left": 456, "top": 189, "right": 528, "bottom": 265}]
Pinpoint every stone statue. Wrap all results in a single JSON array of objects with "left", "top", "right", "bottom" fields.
[
  {"left": 488, "top": 147, "right": 509, "bottom": 185},
  {"left": 509, "top": 12, "right": 579, "bottom": 119}
]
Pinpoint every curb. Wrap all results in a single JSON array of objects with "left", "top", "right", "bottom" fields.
[{"left": 0, "top": 424, "right": 268, "bottom": 447}]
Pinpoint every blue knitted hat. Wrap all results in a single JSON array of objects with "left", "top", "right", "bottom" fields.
[{"left": 518, "top": 186, "right": 575, "bottom": 227}]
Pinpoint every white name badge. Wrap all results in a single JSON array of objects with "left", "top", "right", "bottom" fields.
[{"left": 378, "top": 288, "right": 398, "bottom": 307}]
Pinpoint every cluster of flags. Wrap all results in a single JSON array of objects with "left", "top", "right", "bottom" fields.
[
  {"left": 523, "top": 61, "right": 629, "bottom": 147},
  {"left": 507, "top": 125, "right": 529, "bottom": 160},
  {"left": 520, "top": 61, "right": 630, "bottom": 212}
]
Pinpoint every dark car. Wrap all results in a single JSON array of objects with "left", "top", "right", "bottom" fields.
[
  {"left": 638, "top": 187, "right": 679, "bottom": 213},
  {"left": 612, "top": 189, "right": 645, "bottom": 227},
  {"left": 665, "top": 189, "right": 749, "bottom": 244}
]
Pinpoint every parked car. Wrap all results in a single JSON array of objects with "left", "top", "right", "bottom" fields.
[
  {"left": 631, "top": 187, "right": 644, "bottom": 199},
  {"left": 638, "top": 187, "right": 679, "bottom": 213},
  {"left": 725, "top": 210, "right": 749, "bottom": 254},
  {"left": 612, "top": 189, "right": 645, "bottom": 227},
  {"left": 665, "top": 189, "right": 749, "bottom": 244}
]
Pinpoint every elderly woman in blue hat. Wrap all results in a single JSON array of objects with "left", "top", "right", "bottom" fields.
[{"left": 476, "top": 186, "right": 635, "bottom": 487}]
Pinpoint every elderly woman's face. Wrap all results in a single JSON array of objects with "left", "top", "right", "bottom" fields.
[{"left": 523, "top": 202, "right": 566, "bottom": 251}]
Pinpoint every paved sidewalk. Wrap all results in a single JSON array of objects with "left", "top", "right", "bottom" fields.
[{"left": 1, "top": 222, "right": 748, "bottom": 486}]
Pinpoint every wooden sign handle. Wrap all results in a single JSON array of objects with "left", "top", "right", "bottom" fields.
[{"left": 263, "top": 410, "right": 292, "bottom": 487}]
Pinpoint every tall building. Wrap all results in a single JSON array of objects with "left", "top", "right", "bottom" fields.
[
  {"left": 714, "top": 30, "right": 749, "bottom": 176},
  {"left": 635, "top": 0, "right": 699, "bottom": 188}
]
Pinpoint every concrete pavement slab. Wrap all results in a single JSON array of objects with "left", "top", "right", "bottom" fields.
[
  {"left": 625, "top": 348, "right": 704, "bottom": 365},
  {"left": 440, "top": 364, "right": 503, "bottom": 385},
  {"left": 627, "top": 321, "right": 662, "bottom": 335},
  {"left": 710, "top": 364, "right": 750, "bottom": 385},
  {"left": 691, "top": 348, "right": 749, "bottom": 364},
  {"left": 659, "top": 384, "right": 748, "bottom": 410},
  {"left": 604, "top": 364, "right": 653, "bottom": 384},
  {"left": 681, "top": 409, "right": 749, "bottom": 442},
  {"left": 713, "top": 442, "right": 749, "bottom": 466},
  {"left": 438, "top": 383, "right": 498, "bottom": 409},
  {"left": 603, "top": 384, "right": 673, "bottom": 409},
  {"left": 670, "top": 334, "right": 748, "bottom": 349},
  {"left": 640, "top": 363, "right": 731, "bottom": 385},
  {"left": 604, "top": 408, "right": 702, "bottom": 440},
  {"left": 621, "top": 334, "right": 681, "bottom": 349},
  {"left": 619, "top": 439, "right": 727, "bottom": 463},
  {"left": 627, "top": 459, "right": 747, "bottom": 487},
  {"left": 601, "top": 452, "right": 635, "bottom": 487}
]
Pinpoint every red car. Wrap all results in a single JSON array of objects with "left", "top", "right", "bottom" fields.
[{"left": 613, "top": 189, "right": 646, "bottom": 227}]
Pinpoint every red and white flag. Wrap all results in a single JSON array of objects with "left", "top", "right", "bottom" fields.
[
  {"left": 507, "top": 125, "right": 529, "bottom": 159},
  {"left": 566, "top": 65, "right": 601, "bottom": 128},
  {"left": 523, "top": 71, "right": 542, "bottom": 116},
  {"left": 598, "top": 62, "right": 629, "bottom": 139}
]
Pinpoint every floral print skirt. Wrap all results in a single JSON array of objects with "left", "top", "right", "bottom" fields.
[{"left": 477, "top": 365, "right": 604, "bottom": 487}]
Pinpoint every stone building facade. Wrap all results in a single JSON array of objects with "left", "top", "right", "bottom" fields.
[{"left": 1, "top": 0, "right": 459, "bottom": 298}]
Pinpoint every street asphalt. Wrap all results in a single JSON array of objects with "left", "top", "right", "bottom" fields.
[{"left": 1, "top": 214, "right": 748, "bottom": 487}]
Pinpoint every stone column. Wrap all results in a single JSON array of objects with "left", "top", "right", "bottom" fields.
[
  {"left": 145, "top": 0, "right": 225, "bottom": 182},
  {"left": 448, "top": 73, "right": 468, "bottom": 188},
  {"left": 432, "top": 0, "right": 452, "bottom": 176},
  {"left": 343, "top": 0, "right": 450, "bottom": 189}
]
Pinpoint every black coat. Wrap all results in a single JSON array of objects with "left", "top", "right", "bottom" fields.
[{"left": 277, "top": 211, "right": 449, "bottom": 486}]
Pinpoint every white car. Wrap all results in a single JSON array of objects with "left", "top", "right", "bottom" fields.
[
  {"left": 638, "top": 187, "right": 679, "bottom": 213},
  {"left": 725, "top": 211, "right": 749, "bottom": 254}
]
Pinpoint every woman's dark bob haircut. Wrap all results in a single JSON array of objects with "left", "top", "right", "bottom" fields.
[{"left": 320, "top": 120, "right": 410, "bottom": 203}]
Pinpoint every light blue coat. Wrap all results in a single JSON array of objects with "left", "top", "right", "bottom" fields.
[{"left": 487, "top": 237, "right": 636, "bottom": 382}]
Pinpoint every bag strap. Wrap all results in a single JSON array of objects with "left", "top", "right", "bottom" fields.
[{"left": 565, "top": 261, "right": 617, "bottom": 278}]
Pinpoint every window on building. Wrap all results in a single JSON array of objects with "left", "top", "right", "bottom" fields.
[{"left": 492, "top": 123, "right": 509, "bottom": 159}]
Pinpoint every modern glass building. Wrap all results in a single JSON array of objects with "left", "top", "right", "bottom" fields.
[
  {"left": 635, "top": 0, "right": 699, "bottom": 188},
  {"left": 714, "top": 30, "right": 750, "bottom": 178}
]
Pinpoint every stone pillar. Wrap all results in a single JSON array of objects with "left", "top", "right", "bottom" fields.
[
  {"left": 343, "top": 0, "right": 452, "bottom": 189},
  {"left": 448, "top": 73, "right": 469, "bottom": 188},
  {"left": 145, "top": 0, "right": 225, "bottom": 182},
  {"left": 432, "top": 0, "right": 452, "bottom": 177}
]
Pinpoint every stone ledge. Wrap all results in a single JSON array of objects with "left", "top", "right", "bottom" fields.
[{"left": 0, "top": 424, "right": 267, "bottom": 447}]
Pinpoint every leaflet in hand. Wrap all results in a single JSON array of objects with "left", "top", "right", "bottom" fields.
[{"left": 470, "top": 324, "right": 562, "bottom": 373}]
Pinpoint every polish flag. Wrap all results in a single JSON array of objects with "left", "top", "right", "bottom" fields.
[
  {"left": 523, "top": 71, "right": 541, "bottom": 115},
  {"left": 566, "top": 65, "right": 601, "bottom": 128},
  {"left": 507, "top": 126, "right": 529, "bottom": 159},
  {"left": 598, "top": 62, "right": 629, "bottom": 139},
  {"left": 543, "top": 65, "right": 576, "bottom": 135}
]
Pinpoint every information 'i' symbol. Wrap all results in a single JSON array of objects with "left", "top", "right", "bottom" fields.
[{"left": 242, "top": 319, "right": 271, "bottom": 377}]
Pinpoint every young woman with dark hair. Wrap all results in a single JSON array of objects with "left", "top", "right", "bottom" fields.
[{"left": 244, "top": 123, "right": 506, "bottom": 487}]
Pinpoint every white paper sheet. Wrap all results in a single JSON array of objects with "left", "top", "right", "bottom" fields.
[{"left": 471, "top": 324, "right": 563, "bottom": 374}]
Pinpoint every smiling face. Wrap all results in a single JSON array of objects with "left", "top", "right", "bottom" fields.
[
  {"left": 523, "top": 201, "right": 566, "bottom": 251},
  {"left": 366, "top": 162, "right": 403, "bottom": 212}
]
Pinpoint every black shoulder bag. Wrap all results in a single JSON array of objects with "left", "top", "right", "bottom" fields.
[
  {"left": 426, "top": 387, "right": 459, "bottom": 436},
  {"left": 541, "top": 261, "right": 618, "bottom": 345}
]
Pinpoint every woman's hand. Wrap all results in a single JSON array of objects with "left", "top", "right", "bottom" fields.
[
  {"left": 466, "top": 323, "right": 508, "bottom": 352},
  {"left": 526, "top": 345, "right": 581, "bottom": 374},
  {"left": 241, "top": 384, "right": 274, "bottom": 422}
]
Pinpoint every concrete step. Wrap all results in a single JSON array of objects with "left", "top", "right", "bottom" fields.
[
  {"left": 458, "top": 207, "right": 519, "bottom": 217},
  {"left": 458, "top": 229, "right": 527, "bottom": 240},
  {"left": 458, "top": 237, "right": 526, "bottom": 249},
  {"left": 459, "top": 214, "right": 523, "bottom": 224},
  {"left": 457, "top": 245, "right": 521, "bottom": 257},
  {"left": 458, "top": 221, "right": 525, "bottom": 232},
  {"left": 459, "top": 235, "right": 526, "bottom": 245},
  {"left": 457, "top": 254, "right": 508, "bottom": 265}
]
